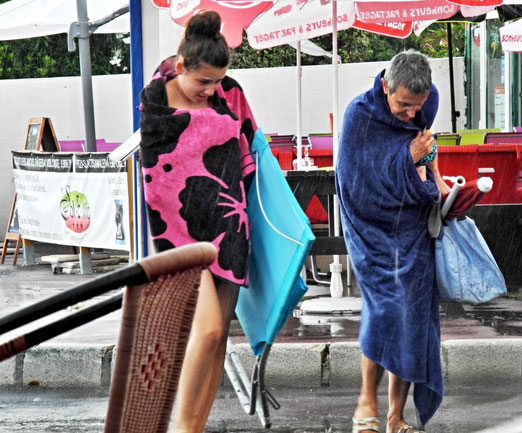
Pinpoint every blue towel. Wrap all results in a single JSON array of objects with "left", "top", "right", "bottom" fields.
[
  {"left": 335, "top": 72, "right": 443, "bottom": 425},
  {"left": 236, "top": 129, "right": 315, "bottom": 356}
]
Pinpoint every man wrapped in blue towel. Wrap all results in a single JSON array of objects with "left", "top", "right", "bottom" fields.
[{"left": 335, "top": 50, "right": 451, "bottom": 433}]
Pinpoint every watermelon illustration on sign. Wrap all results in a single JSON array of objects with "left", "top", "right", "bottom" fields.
[{"left": 60, "top": 186, "right": 91, "bottom": 233}]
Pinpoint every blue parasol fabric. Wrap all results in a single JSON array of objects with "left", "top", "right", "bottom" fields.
[{"left": 236, "top": 129, "right": 315, "bottom": 356}]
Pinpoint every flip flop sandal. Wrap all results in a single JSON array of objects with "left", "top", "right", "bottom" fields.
[
  {"left": 397, "top": 425, "right": 426, "bottom": 433},
  {"left": 352, "top": 417, "right": 381, "bottom": 433}
]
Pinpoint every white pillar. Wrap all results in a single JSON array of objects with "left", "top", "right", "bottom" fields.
[
  {"left": 330, "top": 0, "right": 343, "bottom": 298},
  {"left": 479, "top": 21, "right": 487, "bottom": 129},
  {"left": 504, "top": 52, "right": 512, "bottom": 132}
]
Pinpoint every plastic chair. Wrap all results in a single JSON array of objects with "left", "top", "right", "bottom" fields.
[
  {"left": 58, "top": 139, "right": 109, "bottom": 152},
  {"left": 457, "top": 128, "right": 500, "bottom": 146},
  {"left": 435, "top": 132, "right": 461, "bottom": 146},
  {"left": 58, "top": 139, "right": 85, "bottom": 151},
  {"left": 484, "top": 132, "right": 522, "bottom": 144},
  {"left": 0, "top": 243, "right": 217, "bottom": 433},
  {"left": 225, "top": 130, "right": 315, "bottom": 428},
  {"left": 98, "top": 142, "right": 122, "bottom": 152},
  {"left": 308, "top": 134, "right": 333, "bottom": 150}
]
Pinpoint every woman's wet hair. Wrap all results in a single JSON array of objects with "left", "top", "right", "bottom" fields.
[
  {"left": 177, "top": 10, "right": 230, "bottom": 71},
  {"left": 384, "top": 49, "right": 432, "bottom": 95}
]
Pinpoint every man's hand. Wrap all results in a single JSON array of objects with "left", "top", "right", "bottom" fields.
[
  {"left": 428, "top": 153, "right": 452, "bottom": 194},
  {"left": 410, "top": 130, "right": 434, "bottom": 164}
]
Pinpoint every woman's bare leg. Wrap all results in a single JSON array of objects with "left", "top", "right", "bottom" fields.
[
  {"left": 192, "top": 279, "right": 238, "bottom": 432},
  {"left": 353, "top": 354, "right": 384, "bottom": 431},
  {"left": 171, "top": 270, "right": 238, "bottom": 433},
  {"left": 386, "top": 371, "right": 411, "bottom": 433}
]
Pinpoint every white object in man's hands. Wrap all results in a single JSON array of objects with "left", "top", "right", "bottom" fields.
[
  {"left": 441, "top": 175, "right": 465, "bottom": 219},
  {"left": 109, "top": 129, "right": 141, "bottom": 162},
  {"left": 477, "top": 176, "right": 493, "bottom": 193}
]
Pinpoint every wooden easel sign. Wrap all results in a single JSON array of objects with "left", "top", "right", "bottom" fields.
[
  {"left": 1, "top": 195, "right": 21, "bottom": 265},
  {"left": 24, "top": 117, "right": 59, "bottom": 152},
  {"left": 1, "top": 117, "right": 59, "bottom": 265}
]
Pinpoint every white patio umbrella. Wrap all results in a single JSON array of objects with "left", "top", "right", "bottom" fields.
[
  {"left": 0, "top": 0, "right": 130, "bottom": 151},
  {"left": 500, "top": 16, "right": 522, "bottom": 51},
  {"left": 245, "top": 0, "right": 356, "bottom": 298},
  {"left": 246, "top": 0, "right": 355, "bottom": 170},
  {"left": 166, "top": 0, "right": 356, "bottom": 297}
]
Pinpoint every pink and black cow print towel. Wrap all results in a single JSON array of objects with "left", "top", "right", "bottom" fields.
[{"left": 139, "top": 57, "right": 257, "bottom": 285}]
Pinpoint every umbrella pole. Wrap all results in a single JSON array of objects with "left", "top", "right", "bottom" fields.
[
  {"left": 129, "top": 0, "right": 146, "bottom": 260},
  {"left": 76, "top": 0, "right": 97, "bottom": 152},
  {"left": 296, "top": 41, "right": 303, "bottom": 170},
  {"left": 330, "top": 0, "right": 344, "bottom": 298},
  {"left": 447, "top": 22, "right": 458, "bottom": 134}
]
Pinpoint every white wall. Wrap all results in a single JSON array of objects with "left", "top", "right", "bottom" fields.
[
  {"left": 229, "top": 57, "right": 466, "bottom": 136},
  {"left": 0, "top": 58, "right": 465, "bottom": 239},
  {"left": 137, "top": 0, "right": 465, "bottom": 136},
  {"left": 141, "top": 0, "right": 184, "bottom": 83},
  {"left": 0, "top": 74, "right": 134, "bottom": 238}
]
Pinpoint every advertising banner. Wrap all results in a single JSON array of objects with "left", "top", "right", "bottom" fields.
[
  {"left": 352, "top": 18, "right": 412, "bottom": 38},
  {"left": 12, "top": 151, "right": 130, "bottom": 251},
  {"left": 354, "top": 0, "right": 458, "bottom": 23},
  {"left": 246, "top": 0, "right": 355, "bottom": 49},
  {"left": 500, "top": 18, "right": 522, "bottom": 53}
]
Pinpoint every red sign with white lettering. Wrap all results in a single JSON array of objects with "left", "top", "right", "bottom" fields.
[
  {"left": 354, "top": 0, "right": 457, "bottom": 23},
  {"left": 448, "top": 0, "right": 501, "bottom": 7},
  {"left": 352, "top": 18, "right": 412, "bottom": 39},
  {"left": 151, "top": 0, "right": 170, "bottom": 7},
  {"left": 171, "top": 0, "right": 273, "bottom": 47}
]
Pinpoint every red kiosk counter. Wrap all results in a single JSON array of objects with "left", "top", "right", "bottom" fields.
[{"left": 277, "top": 142, "right": 522, "bottom": 288}]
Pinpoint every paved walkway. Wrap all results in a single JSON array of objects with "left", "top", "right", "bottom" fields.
[{"left": 1, "top": 250, "right": 522, "bottom": 390}]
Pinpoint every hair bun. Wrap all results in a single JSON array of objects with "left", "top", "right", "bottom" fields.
[{"left": 185, "top": 10, "right": 222, "bottom": 41}]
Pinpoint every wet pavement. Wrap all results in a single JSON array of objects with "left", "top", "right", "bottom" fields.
[
  {"left": 0, "top": 381, "right": 520, "bottom": 432},
  {"left": 1, "top": 249, "right": 522, "bottom": 347},
  {"left": 1, "top": 250, "right": 522, "bottom": 432}
]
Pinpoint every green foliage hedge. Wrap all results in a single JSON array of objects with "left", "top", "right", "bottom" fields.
[{"left": 0, "top": 2, "right": 464, "bottom": 79}]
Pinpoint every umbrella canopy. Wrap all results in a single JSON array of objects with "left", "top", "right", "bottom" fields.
[
  {"left": 0, "top": 0, "right": 128, "bottom": 40},
  {"left": 0, "top": 0, "right": 130, "bottom": 152},
  {"left": 353, "top": 0, "right": 500, "bottom": 25},
  {"left": 353, "top": 0, "right": 522, "bottom": 29},
  {"left": 163, "top": 0, "right": 348, "bottom": 297},
  {"left": 500, "top": 16, "right": 522, "bottom": 50},
  {"left": 170, "top": 0, "right": 273, "bottom": 47},
  {"left": 352, "top": 0, "right": 522, "bottom": 132},
  {"left": 246, "top": 0, "right": 355, "bottom": 48}
]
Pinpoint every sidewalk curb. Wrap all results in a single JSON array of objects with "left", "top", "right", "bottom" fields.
[{"left": 1, "top": 339, "right": 521, "bottom": 388}]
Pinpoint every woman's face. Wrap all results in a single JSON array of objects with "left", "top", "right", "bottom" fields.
[{"left": 175, "top": 60, "right": 228, "bottom": 105}]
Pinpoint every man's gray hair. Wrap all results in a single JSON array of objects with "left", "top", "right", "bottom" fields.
[{"left": 384, "top": 49, "right": 432, "bottom": 95}]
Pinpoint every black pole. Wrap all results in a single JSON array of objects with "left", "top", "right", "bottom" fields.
[
  {"left": 0, "top": 264, "right": 147, "bottom": 335},
  {"left": 447, "top": 22, "right": 458, "bottom": 133},
  {"left": 24, "top": 293, "right": 123, "bottom": 350},
  {"left": 0, "top": 293, "right": 123, "bottom": 362}
]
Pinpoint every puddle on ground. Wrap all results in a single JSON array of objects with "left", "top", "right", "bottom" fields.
[
  {"left": 465, "top": 302, "right": 522, "bottom": 336},
  {"left": 230, "top": 296, "right": 522, "bottom": 341}
]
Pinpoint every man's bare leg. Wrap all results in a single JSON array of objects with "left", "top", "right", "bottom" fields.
[
  {"left": 353, "top": 354, "right": 384, "bottom": 432},
  {"left": 386, "top": 371, "right": 411, "bottom": 433}
]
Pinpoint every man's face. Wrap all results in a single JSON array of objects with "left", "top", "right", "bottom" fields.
[{"left": 381, "top": 79, "right": 429, "bottom": 123}]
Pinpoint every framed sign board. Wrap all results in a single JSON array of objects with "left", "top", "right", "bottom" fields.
[
  {"left": 1, "top": 195, "right": 21, "bottom": 265},
  {"left": 2, "top": 118, "right": 59, "bottom": 265},
  {"left": 24, "top": 117, "right": 59, "bottom": 152}
]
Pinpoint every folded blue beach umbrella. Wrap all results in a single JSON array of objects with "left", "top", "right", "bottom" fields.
[{"left": 237, "top": 129, "right": 315, "bottom": 356}]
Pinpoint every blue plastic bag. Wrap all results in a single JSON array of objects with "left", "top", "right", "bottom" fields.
[{"left": 435, "top": 216, "right": 507, "bottom": 304}]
